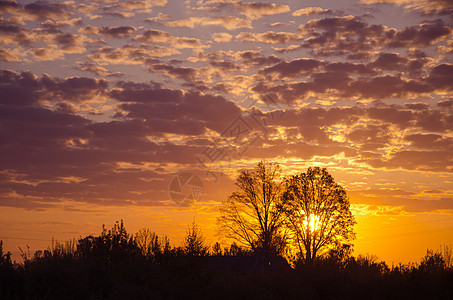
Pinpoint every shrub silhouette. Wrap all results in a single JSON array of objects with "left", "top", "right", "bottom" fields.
[
  {"left": 419, "top": 249, "right": 446, "bottom": 273},
  {"left": 1, "top": 215, "right": 452, "bottom": 298},
  {"left": 182, "top": 220, "right": 209, "bottom": 256}
]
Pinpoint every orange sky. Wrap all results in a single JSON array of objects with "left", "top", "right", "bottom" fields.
[
  {"left": 1, "top": 0, "right": 453, "bottom": 264},
  {"left": 2, "top": 164, "right": 452, "bottom": 264}
]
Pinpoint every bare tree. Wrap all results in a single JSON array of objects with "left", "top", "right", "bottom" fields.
[
  {"left": 135, "top": 228, "right": 170, "bottom": 259},
  {"left": 217, "top": 161, "right": 288, "bottom": 256},
  {"left": 135, "top": 228, "right": 155, "bottom": 256},
  {"left": 284, "top": 167, "right": 355, "bottom": 264}
]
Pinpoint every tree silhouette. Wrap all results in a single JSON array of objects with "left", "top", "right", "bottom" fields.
[
  {"left": 0, "top": 241, "right": 13, "bottom": 269},
  {"left": 441, "top": 244, "right": 452, "bottom": 268},
  {"left": 212, "top": 242, "right": 222, "bottom": 256},
  {"left": 217, "top": 161, "right": 287, "bottom": 256},
  {"left": 135, "top": 228, "right": 171, "bottom": 259},
  {"left": 419, "top": 249, "right": 446, "bottom": 273},
  {"left": 76, "top": 220, "right": 140, "bottom": 261},
  {"left": 283, "top": 167, "right": 355, "bottom": 264},
  {"left": 182, "top": 221, "right": 209, "bottom": 256}
]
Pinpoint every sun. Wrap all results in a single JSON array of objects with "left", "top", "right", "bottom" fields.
[{"left": 303, "top": 214, "right": 320, "bottom": 233}]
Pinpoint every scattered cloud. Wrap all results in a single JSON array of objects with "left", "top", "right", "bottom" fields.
[
  {"left": 0, "top": 48, "right": 21, "bottom": 61},
  {"left": 165, "top": 16, "right": 251, "bottom": 30},
  {"left": 360, "top": 0, "right": 453, "bottom": 16},
  {"left": 212, "top": 32, "right": 233, "bottom": 42},
  {"left": 292, "top": 7, "right": 332, "bottom": 17},
  {"left": 236, "top": 30, "right": 302, "bottom": 43},
  {"left": 233, "top": 1, "right": 290, "bottom": 20},
  {"left": 194, "top": 0, "right": 289, "bottom": 20},
  {"left": 76, "top": 62, "right": 123, "bottom": 77},
  {"left": 300, "top": 16, "right": 452, "bottom": 57},
  {"left": 80, "top": 25, "right": 137, "bottom": 38},
  {"left": 87, "top": 44, "right": 177, "bottom": 65},
  {"left": 260, "top": 58, "right": 324, "bottom": 79},
  {"left": 133, "top": 29, "right": 205, "bottom": 48}
]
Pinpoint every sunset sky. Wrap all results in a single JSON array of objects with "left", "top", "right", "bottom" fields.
[{"left": 1, "top": 0, "right": 452, "bottom": 264}]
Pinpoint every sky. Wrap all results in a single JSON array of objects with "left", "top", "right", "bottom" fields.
[{"left": 1, "top": 0, "right": 453, "bottom": 264}]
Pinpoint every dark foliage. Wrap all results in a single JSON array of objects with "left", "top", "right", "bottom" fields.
[
  {"left": 283, "top": 167, "right": 356, "bottom": 264},
  {"left": 1, "top": 222, "right": 452, "bottom": 299}
]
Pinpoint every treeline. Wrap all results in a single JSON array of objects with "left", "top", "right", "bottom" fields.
[{"left": 1, "top": 220, "right": 452, "bottom": 299}]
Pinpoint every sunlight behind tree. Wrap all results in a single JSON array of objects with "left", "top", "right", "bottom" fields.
[
  {"left": 284, "top": 167, "right": 356, "bottom": 264},
  {"left": 303, "top": 214, "right": 321, "bottom": 233}
]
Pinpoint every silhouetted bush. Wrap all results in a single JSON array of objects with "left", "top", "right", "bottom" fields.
[{"left": 1, "top": 223, "right": 452, "bottom": 299}]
